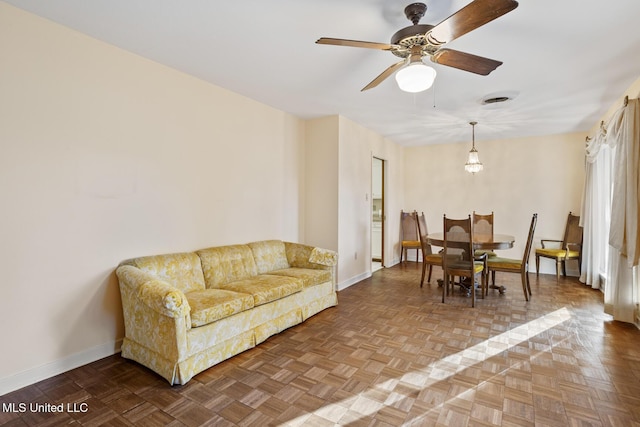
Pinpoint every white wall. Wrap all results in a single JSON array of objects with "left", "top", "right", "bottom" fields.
[
  {"left": 404, "top": 132, "right": 586, "bottom": 274},
  {"left": 0, "top": 3, "right": 306, "bottom": 394}
]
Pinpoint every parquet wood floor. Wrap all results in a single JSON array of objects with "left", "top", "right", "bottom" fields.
[{"left": 2, "top": 264, "right": 640, "bottom": 426}]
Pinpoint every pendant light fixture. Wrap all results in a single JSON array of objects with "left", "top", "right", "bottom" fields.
[{"left": 464, "top": 121, "right": 483, "bottom": 174}]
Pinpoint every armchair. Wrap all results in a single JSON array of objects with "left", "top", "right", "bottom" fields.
[{"left": 535, "top": 212, "right": 583, "bottom": 281}]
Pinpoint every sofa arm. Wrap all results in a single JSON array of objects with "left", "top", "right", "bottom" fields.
[
  {"left": 309, "top": 247, "right": 338, "bottom": 267},
  {"left": 116, "top": 265, "right": 190, "bottom": 319},
  {"left": 284, "top": 242, "right": 338, "bottom": 269}
]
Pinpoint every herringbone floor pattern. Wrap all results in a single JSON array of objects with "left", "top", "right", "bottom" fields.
[{"left": 2, "top": 263, "right": 640, "bottom": 426}]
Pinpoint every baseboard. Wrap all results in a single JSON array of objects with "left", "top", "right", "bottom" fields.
[
  {"left": 0, "top": 339, "right": 122, "bottom": 396},
  {"left": 337, "top": 271, "right": 371, "bottom": 291},
  {"left": 386, "top": 257, "right": 400, "bottom": 267}
]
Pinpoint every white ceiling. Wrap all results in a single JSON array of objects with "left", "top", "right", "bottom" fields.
[{"left": 6, "top": 0, "right": 640, "bottom": 146}]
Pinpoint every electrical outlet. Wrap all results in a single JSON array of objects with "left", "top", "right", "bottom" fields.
[{"left": 354, "top": 251, "right": 358, "bottom": 260}]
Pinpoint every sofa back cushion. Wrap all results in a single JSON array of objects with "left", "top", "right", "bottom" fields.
[
  {"left": 122, "top": 252, "right": 206, "bottom": 293},
  {"left": 197, "top": 244, "right": 259, "bottom": 288},
  {"left": 248, "top": 240, "right": 290, "bottom": 274}
]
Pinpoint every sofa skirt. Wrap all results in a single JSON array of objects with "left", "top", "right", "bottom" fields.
[{"left": 121, "top": 281, "right": 337, "bottom": 385}]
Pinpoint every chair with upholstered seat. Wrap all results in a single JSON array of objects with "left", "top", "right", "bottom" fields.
[
  {"left": 400, "top": 210, "right": 420, "bottom": 263},
  {"left": 487, "top": 213, "right": 537, "bottom": 301},
  {"left": 535, "top": 212, "right": 583, "bottom": 281},
  {"left": 415, "top": 211, "right": 443, "bottom": 286},
  {"left": 473, "top": 211, "right": 497, "bottom": 258},
  {"left": 442, "top": 215, "right": 487, "bottom": 307}
]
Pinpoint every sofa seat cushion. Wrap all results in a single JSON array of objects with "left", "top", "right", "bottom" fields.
[
  {"left": 267, "top": 268, "right": 332, "bottom": 288},
  {"left": 185, "top": 289, "right": 254, "bottom": 327},
  {"left": 219, "top": 275, "right": 303, "bottom": 306}
]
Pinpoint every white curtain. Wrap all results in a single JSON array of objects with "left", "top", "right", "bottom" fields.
[
  {"left": 580, "top": 128, "right": 613, "bottom": 289},
  {"left": 603, "top": 98, "right": 640, "bottom": 323}
]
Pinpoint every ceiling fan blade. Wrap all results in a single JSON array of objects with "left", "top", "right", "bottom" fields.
[
  {"left": 316, "top": 37, "right": 396, "bottom": 51},
  {"left": 432, "top": 49, "right": 502, "bottom": 75},
  {"left": 427, "top": 0, "right": 518, "bottom": 46},
  {"left": 361, "top": 60, "right": 405, "bottom": 91}
]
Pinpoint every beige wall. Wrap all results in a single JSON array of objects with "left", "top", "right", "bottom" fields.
[
  {"left": 404, "top": 132, "right": 586, "bottom": 274},
  {"left": 0, "top": 2, "right": 403, "bottom": 393},
  {"left": 304, "top": 116, "right": 405, "bottom": 288},
  {"left": 337, "top": 116, "right": 405, "bottom": 287},
  {"left": 2, "top": 1, "right": 633, "bottom": 394},
  {"left": 589, "top": 76, "right": 640, "bottom": 134},
  {"left": 304, "top": 116, "right": 339, "bottom": 252},
  {"left": 366, "top": 123, "right": 406, "bottom": 267},
  {"left": 0, "top": 3, "right": 306, "bottom": 393}
]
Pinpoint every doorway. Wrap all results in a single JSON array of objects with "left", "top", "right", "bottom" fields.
[{"left": 372, "top": 157, "right": 384, "bottom": 272}]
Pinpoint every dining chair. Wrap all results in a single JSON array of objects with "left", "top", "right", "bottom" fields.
[
  {"left": 487, "top": 213, "right": 537, "bottom": 301},
  {"left": 535, "top": 212, "right": 583, "bottom": 281},
  {"left": 472, "top": 211, "right": 497, "bottom": 258},
  {"left": 442, "top": 215, "right": 487, "bottom": 307},
  {"left": 400, "top": 210, "right": 420, "bottom": 263},
  {"left": 415, "top": 211, "right": 444, "bottom": 286}
]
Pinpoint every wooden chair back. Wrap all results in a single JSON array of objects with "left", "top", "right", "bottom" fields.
[
  {"left": 443, "top": 215, "right": 484, "bottom": 307},
  {"left": 400, "top": 210, "right": 420, "bottom": 263},
  {"left": 487, "top": 213, "right": 537, "bottom": 300},
  {"left": 401, "top": 210, "right": 419, "bottom": 242},
  {"left": 523, "top": 213, "right": 538, "bottom": 267},
  {"left": 415, "top": 211, "right": 433, "bottom": 256},
  {"left": 443, "top": 216, "right": 473, "bottom": 263},
  {"left": 472, "top": 211, "right": 494, "bottom": 238},
  {"left": 563, "top": 212, "right": 583, "bottom": 250}
]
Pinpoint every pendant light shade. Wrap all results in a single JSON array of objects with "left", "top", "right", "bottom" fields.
[
  {"left": 464, "top": 121, "right": 483, "bottom": 174},
  {"left": 395, "top": 62, "right": 437, "bottom": 93},
  {"left": 395, "top": 48, "right": 437, "bottom": 93}
]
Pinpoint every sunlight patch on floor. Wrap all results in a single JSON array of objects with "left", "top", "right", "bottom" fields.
[{"left": 281, "top": 307, "right": 572, "bottom": 426}]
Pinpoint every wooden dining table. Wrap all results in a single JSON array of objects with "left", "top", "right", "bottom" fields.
[
  {"left": 426, "top": 233, "right": 515, "bottom": 251},
  {"left": 426, "top": 232, "right": 515, "bottom": 294}
]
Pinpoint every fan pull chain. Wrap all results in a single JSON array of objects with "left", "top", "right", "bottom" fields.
[{"left": 432, "top": 79, "right": 437, "bottom": 108}]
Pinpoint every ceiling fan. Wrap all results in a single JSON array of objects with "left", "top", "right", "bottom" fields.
[{"left": 316, "top": 0, "right": 519, "bottom": 92}]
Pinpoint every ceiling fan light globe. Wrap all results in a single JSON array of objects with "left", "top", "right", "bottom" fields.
[{"left": 395, "top": 63, "right": 436, "bottom": 93}]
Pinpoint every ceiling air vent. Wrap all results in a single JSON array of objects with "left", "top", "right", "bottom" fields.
[{"left": 482, "top": 96, "right": 511, "bottom": 104}]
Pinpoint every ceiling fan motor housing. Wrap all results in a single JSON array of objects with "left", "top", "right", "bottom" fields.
[
  {"left": 391, "top": 3, "right": 435, "bottom": 58},
  {"left": 390, "top": 24, "right": 435, "bottom": 58}
]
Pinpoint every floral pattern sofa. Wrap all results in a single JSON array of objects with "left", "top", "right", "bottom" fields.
[{"left": 116, "top": 240, "right": 338, "bottom": 385}]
